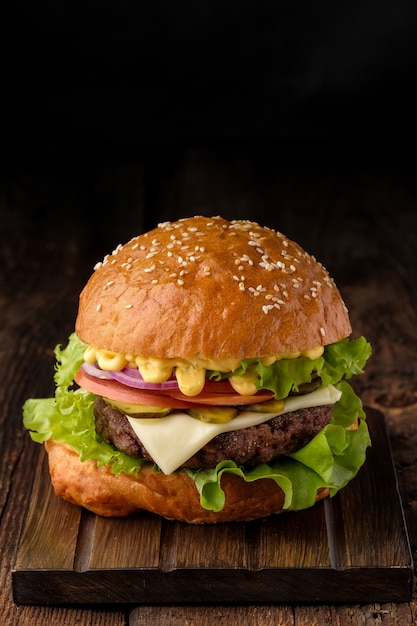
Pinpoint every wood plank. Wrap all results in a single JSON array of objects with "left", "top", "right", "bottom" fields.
[
  {"left": 129, "top": 604, "right": 297, "bottom": 626},
  {"left": 160, "top": 520, "right": 248, "bottom": 569},
  {"left": 12, "top": 409, "right": 413, "bottom": 606},
  {"left": 249, "top": 499, "right": 330, "bottom": 569},
  {"left": 88, "top": 514, "right": 162, "bottom": 570},
  {"left": 331, "top": 412, "right": 410, "bottom": 569},
  {"left": 13, "top": 451, "right": 82, "bottom": 571}
]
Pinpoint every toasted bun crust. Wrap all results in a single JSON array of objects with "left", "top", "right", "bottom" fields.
[
  {"left": 45, "top": 439, "right": 329, "bottom": 522},
  {"left": 76, "top": 216, "right": 351, "bottom": 359}
]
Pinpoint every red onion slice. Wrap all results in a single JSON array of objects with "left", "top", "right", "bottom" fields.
[
  {"left": 82, "top": 362, "right": 179, "bottom": 390},
  {"left": 109, "top": 368, "right": 180, "bottom": 391},
  {"left": 82, "top": 362, "right": 113, "bottom": 380}
]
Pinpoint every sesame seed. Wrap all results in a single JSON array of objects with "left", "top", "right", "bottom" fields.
[
  {"left": 96, "top": 303, "right": 102, "bottom": 312},
  {"left": 238, "top": 282, "right": 245, "bottom": 291},
  {"left": 320, "top": 327, "right": 326, "bottom": 337},
  {"left": 177, "top": 279, "right": 184, "bottom": 286},
  {"left": 125, "top": 304, "right": 133, "bottom": 309}
]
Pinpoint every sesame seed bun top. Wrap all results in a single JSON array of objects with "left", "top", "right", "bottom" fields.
[{"left": 75, "top": 216, "right": 351, "bottom": 359}]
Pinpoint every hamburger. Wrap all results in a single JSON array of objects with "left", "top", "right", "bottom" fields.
[{"left": 23, "top": 215, "right": 371, "bottom": 523}]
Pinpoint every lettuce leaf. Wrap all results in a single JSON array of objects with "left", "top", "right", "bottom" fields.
[
  {"left": 209, "top": 336, "right": 372, "bottom": 400},
  {"left": 186, "top": 401, "right": 370, "bottom": 513},
  {"left": 23, "top": 333, "right": 144, "bottom": 475},
  {"left": 23, "top": 332, "right": 371, "bottom": 513}
]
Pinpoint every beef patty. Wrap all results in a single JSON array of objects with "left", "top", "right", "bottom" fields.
[{"left": 94, "top": 396, "right": 334, "bottom": 469}]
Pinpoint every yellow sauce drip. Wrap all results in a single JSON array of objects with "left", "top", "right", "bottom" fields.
[{"left": 83, "top": 345, "right": 324, "bottom": 397}]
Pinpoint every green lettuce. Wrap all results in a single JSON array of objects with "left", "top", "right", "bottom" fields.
[
  {"left": 209, "top": 335, "right": 372, "bottom": 400},
  {"left": 23, "top": 333, "right": 371, "bottom": 513},
  {"left": 23, "top": 333, "right": 144, "bottom": 475},
  {"left": 186, "top": 382, "right": 370, "bottom": 513}
]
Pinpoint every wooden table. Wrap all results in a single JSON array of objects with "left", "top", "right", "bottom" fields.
[{"left": 1, "top": 139, "right": 416, "bottom": 624}]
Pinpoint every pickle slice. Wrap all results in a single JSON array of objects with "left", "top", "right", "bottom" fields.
[
  {"left": 292, "top": 378, "right": 321, "bottom": 396},
  {"left": 104, "top": 398, "right": 172, "bottom": 418},
  {"left": 247, "top": 398, "right": 285, "bottom": 413},
  {"left": 187, "top": 406, "right": 239, "bottom": 423}
]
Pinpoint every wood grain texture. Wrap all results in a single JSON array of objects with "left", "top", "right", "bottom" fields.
[
  {"left": 1, "top": 141, "right": 417, "bottom": 624},
  {"left": 12, "top": 409, "right": 412, "bottom": 606}
]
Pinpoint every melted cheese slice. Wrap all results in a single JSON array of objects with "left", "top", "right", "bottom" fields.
[{"left": 126, "top": 384, "right": 342, "bottom": 474}]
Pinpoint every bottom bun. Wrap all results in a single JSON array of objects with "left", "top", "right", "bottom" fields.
[{"left": 45, "top": 439, "right": 329, "bottom": 523}]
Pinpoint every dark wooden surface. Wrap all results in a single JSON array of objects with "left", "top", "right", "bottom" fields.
[
  {"left": 1, "top": 140, "right": 417, "bottom": 624},
  {"left": 11, "top": 408, "right": 413, "bottom": 606}
]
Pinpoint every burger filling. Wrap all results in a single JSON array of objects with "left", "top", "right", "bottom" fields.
[
  {"left": 94, "top": 396, "right": 334, "bottom": 468},
  {"left": 23, "top": 332, "right": 372, "bottom": 513}
]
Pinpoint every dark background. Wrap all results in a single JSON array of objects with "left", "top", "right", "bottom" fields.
[
  {"left": 1, "top": 1, "right": 417, "bottom": 261},
  {"left": 2, "top": 1, "right": 417, "bottom": 149}
]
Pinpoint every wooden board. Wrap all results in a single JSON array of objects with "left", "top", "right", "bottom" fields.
[{"left": 12, "top": 408, "right": 413, "bottom": 606}]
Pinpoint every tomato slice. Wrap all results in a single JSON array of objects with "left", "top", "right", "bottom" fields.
[
  {"left": 74, "top": 369, "right": 275, "bottom": 408},
  {"left": 199, "top": 379, "right": 237, "bottom": 394},
  {"left": 164, "top": 389, "right": 275, "bottom": 406},
  {"left": 74, "top": 369, "right": 196, "bottom": 409}
]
